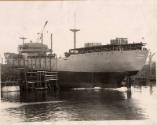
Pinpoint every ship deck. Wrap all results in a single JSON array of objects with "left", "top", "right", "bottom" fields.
[{"left": 69, "top": 43, "right": 146, "bottom": 55}]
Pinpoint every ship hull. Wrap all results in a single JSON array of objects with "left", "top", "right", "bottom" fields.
[
  {"left": 57, "top": 50, "right": 148, "bottom": 72},
  {"left": 7, "top": 49, "right": 148, "bottom": 88},
  {"left": 56, "top": 50, "right": 147, "bottom": 88},
  {"left": 58, "top": 71, "right": 138, "bottom": 89}
]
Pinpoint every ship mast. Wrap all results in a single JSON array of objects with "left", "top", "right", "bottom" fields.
[
  {"left": 70, "top": 12, "right": 80, "bottom": 49},
  {"left": 50, "top": 33, "right": 53, "bottom": 55},
  {"left": 19, "top": 37, "right": 27, "bottom": 45},
  {"left": 70, "top": 29, "right": 80, "bottom": 49}
]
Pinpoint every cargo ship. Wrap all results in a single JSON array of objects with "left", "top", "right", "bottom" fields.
[
  {"left": 4, "top": 37, "right": 148, "bottom": 88},
  {"left": 3, "top": 24, "right": 148, "bottom": 88},
  {"left": 58, "top": 37, "right": 148, "bottom": 88}
]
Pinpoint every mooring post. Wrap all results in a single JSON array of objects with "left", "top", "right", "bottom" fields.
[{"left": 127, "top": 76, "right": 131, "bottom": 90}]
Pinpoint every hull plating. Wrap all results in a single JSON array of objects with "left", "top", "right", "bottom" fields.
[{"left": 58, "top": 71, "right": 138, "bottom": 88}]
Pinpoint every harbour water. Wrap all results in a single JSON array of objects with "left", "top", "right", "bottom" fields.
[{"left": 0, "top": 83, "right": 157, "bottom": 124}]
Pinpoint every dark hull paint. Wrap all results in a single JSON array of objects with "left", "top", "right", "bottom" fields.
[{"left": 58, "top": 71, "right": 138, "bottom": 89}]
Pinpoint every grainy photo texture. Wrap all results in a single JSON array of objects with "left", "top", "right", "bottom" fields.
[{"left": 0, "top": 0, "right": 156, "bottom": 125}]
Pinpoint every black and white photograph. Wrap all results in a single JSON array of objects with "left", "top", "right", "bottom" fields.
[{"left": 0, "top": 0, "right": 156, "bottom": 125}]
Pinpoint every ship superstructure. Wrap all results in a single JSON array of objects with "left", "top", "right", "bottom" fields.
[{"left": 18, "top": 42, "right": 50, "bottom": 57}]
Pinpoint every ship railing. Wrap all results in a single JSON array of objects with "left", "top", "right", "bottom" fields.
[{"left": 69, "top": 43, "right": 144, "bottom": 55}]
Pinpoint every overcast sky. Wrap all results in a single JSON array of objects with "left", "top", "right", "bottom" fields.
[{"left": 0, "top": 0, "right": 156, "bottom": 59}]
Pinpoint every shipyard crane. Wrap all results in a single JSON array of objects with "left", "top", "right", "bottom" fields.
[{"left": 39, "top": 20, "right": 48, "bottom": 44}]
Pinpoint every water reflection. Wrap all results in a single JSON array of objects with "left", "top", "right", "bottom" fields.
[{"left": 2, "top": 84, "right": 156, "bottom": 122}]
